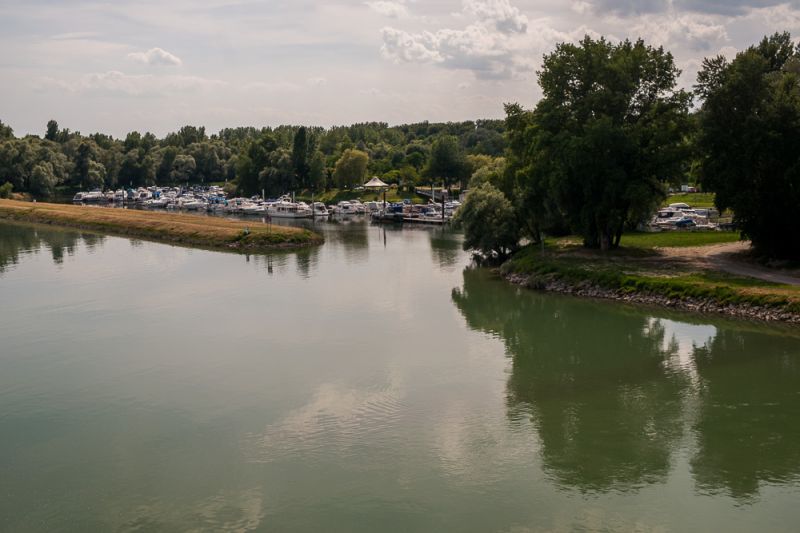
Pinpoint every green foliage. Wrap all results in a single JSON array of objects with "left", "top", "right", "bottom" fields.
[
  {"left": 309, "top": 150, "right": 326, "bottom": 191},
  {"left": 426, "top": 135, "right": 469, "bottom": 187},
  {"left": 291, "top": 126, "right": 310, "bottom": 188},
  {"left": 45, "top": 120, "right": 58, "bottom": 142},
  {"left": 30, "top": 162, "right": 58, "bottom": 197},
  {"left": 170, "top": 154, "right": 196, "bottom": 182},
  {"left": 453, "top": 183, "right": 520, "bottom": 260},
  {"left": 507, "top": 36, "right": 691, "bottom": 250},
  {"left": 0, "top": 182, "right": 12, "bottom": 198},
  {"left": 0, "top": 119, "right": 13, "bottom": 140},
  {"left": 696, "top": 32, "right": 800, "bottom": 259},
  {"left": 1, "top": 118, "right": 506, "bottom": 197},
  {"left": 334, "top": 149, "right": 369, "bottom": 188},
  {"left": 466, "top": 155, "right": 505, "bottom": 188}
]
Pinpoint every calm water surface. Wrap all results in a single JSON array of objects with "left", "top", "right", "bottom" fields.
[{"left": 1, "top": 219, "right": 799, "bottom": 532}]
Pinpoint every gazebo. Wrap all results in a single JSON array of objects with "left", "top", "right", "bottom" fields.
[
  {"left": 364, "top": 176, "right": 389, "bottom": 208},
  {"left": 364, "top": 176, "right": 389, "bottom": 189}
]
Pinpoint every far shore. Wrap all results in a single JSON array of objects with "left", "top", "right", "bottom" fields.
[{"left": 0, "top": 199, "right": 323, "bottom": 252}]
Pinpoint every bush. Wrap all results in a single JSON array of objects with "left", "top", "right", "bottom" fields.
[
  {"left": 453, "top": 182, "right": 520, "bottom": 260},
  {"left": 0, "top": 182, "right": 12, "bottom": 199}
]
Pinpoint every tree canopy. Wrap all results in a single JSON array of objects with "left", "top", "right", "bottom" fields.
[
  {"left": 0, "top": 119, "right": 505, "bottom": 198},
  {"left": 508, "top": 36, "right": 691, "bottom": 250},
  {"left": 696, "top": 32, "right": 800, "bottom": 259}
]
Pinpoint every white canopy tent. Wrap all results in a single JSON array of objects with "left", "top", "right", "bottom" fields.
[{"left": 364, "top": 176, "right": 389, "bottom": 189}]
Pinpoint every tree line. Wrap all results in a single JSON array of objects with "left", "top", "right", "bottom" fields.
[
  {"left": 457, "top": 32, "right": 800, "bottom": 261},
  {"left": 0, "top": 119, "right": 504, "bottom": 199}
]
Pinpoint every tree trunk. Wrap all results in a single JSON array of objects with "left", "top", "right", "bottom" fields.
[
  {"left": 600, "top": 231, "right": 611, "bottom": 251},
  {"left": 613, "top": 224, "right": 623, "bottom": 248}
]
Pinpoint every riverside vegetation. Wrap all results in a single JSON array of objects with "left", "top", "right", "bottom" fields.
[
  {"left": 451, "top": 32, "right": 800, "bottom": 322},
  {"left": 0, "top": 199, "right": 321, "bottom": 252}
]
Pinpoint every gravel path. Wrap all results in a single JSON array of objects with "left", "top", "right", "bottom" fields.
[{"left": 655, "top": 242, "right": 800, "bottom": 286}]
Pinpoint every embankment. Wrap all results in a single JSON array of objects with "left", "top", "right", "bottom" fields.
[
  {"left": 501, "top": 244, "right": 800, "bottom": 324},
  {"left": 0, "top": 200, "right": 323, "bottom": 252}
]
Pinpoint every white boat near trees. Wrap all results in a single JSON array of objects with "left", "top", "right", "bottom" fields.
[{"left": 267, "top": 200, "right": 313, "bottom": 218}]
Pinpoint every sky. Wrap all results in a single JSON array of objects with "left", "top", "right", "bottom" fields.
[{"left": 1, "top": 0, "right": 799, "bottom": 138}]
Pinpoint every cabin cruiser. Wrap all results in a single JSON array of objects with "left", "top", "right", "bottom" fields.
[
  {"left": 267, "top": 200, "right": 313, "bottom": 218},
  {"left": 143, "top": 197, "right": 170, "bottom": 208},
  {"left": 333, "top": 200, "right": 365, "bottom": 215},
  {"left": 349, "top": 199, "right": 367, "bottom": 214},
  {"left": 81, "top": 190, "right": 105, "bottom": 202},
  {"left": 181, "top": 198, "right": 206, "bottom": 211},
  {"left": 135, "top": 189, "right": 153, "bottom": 202},
  {"left": 240, "top": 202, "right": 265, "bottom": 215},
  {"left": 312, "top": 202, "right": 329, "bottom": 217}
]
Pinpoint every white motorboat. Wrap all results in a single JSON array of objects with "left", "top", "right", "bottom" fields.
[
  {"left": 241, "top": 202, "right": 265, "bottom": 215},
  {"left": 181, "top": 199, "right": 206, "bottom": 211},
  {"left": 267, "top": 200, "right": 313, "bottom": 218},
  {"left": 312, "top": 202, "right": 329, "bottom": 217},
  {"left": 83, "top": 190, "right": 105, "bottom": 202}
]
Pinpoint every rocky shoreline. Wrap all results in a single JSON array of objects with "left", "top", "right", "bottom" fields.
[{"left": 503, "top": 272, "right": 800, "bottom": 324}]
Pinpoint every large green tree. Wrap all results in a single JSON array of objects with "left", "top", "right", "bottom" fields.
[
  {"left": 696, "top": 32, "right": 800, "bottom": 259},
  {"left": 426, "top": 135, "right": 469, "bottom": 189},
  {"left": 291, "top": 126, "right": 310, "bottom": 189},
  {"left": 512, "top": 36, "right": 691, "bottom": 250},
  {"left": 334, "top": 149, "right": 369, "bottom": 188}
]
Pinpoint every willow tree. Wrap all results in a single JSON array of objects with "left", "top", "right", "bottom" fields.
[{"left": 516, "top": 36, "right": 691, "bottom": 250}]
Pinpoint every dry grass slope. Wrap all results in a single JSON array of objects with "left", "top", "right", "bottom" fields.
[{"left": 0, "top": 200, "right": 322, "bottom": 252}]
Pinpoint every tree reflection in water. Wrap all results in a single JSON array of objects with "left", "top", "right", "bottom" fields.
[
  {"left": 0, "top": 222, "right": 105, "bottom": 270},
  {"left": 691, "top": 328, "right": 800, "bottom": 500},
  {"left": 452, "top": 267, "right": 800, "bottom": 498}
]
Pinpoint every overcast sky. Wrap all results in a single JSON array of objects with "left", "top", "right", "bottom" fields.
[{"left": 1, "top": 0, "right": 798, "bottom": 137}]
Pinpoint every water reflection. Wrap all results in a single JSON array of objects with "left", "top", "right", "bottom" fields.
[
  {"left": 452, "top": 267, "right": 800, "bottom": 498},
  {"left": 691, "top": 329, "right": 800, "bottom": 499},
  {"left": 428, "top": 229, "right": 461, "bottom": 269},
  {"left": 0, "top": 222, "right": 105, "bottom": 270},
  {"left": 316, "top": 218, "right": 370, "bottom": 265}
]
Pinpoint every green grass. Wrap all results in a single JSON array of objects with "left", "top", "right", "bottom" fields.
[
  {"left": 503, "top": 244, "right": 800, "bottom": 315},
  {"left": 550, "top": 231, "right": 741, "bottom": 250},
  {"left": 296, "top": 188, "right": 426, "bottom": 204},
  {"left": 619, "top": 231, "right": 741, "bottom": 248},
  {"left": 663, "top": 192, "right": 716, "bottom": 208}
]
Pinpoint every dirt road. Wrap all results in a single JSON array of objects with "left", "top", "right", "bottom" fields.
[{"left": 656, "top": 242, "right": 800, "bottom": 286}]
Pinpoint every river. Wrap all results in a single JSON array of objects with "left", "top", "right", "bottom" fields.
[{"left": 1, "top": 219, "right": 799, "bottom": 532}]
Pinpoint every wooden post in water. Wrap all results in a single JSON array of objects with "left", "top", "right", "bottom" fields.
[{"left": 441, "top": 181, "right": 445, "bottom": 222}]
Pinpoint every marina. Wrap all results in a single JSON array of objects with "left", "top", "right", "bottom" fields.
[{"left": 69, "top": 185, "right": 463, "bottom": 225}]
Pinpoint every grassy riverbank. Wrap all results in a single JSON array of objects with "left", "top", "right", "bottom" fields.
[
  {"left": 296, "top": 188, "right": 427, "bottom": 205},
  {"left": 0, "top": 200, "right": 322, "bottom": 252},
  {"left": 502, "top": 233, "right": 800, "bottom": 322}
]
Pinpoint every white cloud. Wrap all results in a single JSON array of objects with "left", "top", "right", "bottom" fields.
[
  {"left": 631, "top": 13, "right": 728, "bottom": 50},
  {"left": 366, "top": 1, "right": 409, "bottom": 18},
  {"left": 127, "top": 47, "right": 182, "bottom": 67},
  {"left": 307, "top": 77, "right": 328, "bottom": 86},
  {"left": 379, "top": 2, "right": 581, "bottom": 80},
  {"left": 463, "top": 0, "right": 528, "bottom": 33},
  {"left": 380, "top": 27, "right": 444, "bottom": 63},
  {"left": 39, "top": 70, "right": 224, "bottom": 96}
]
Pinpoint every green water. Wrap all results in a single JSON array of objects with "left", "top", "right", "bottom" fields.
[{"left": 1, "top": 220, "right": 799, "bottom": 532}]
